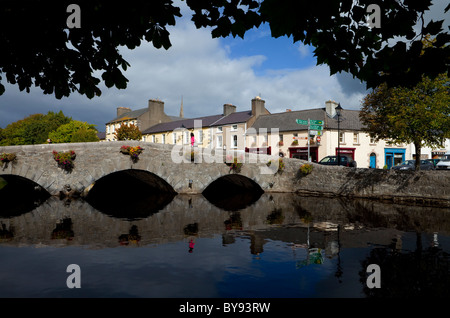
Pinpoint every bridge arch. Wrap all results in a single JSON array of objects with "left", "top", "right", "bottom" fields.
[
  {"left": 0, "top": 174, "right": 50, "bottom": 217},
  {"left": 202, "top": 174, "right": 264, "bottom": 211},
  {"left": 84, "top": 169, "right": 177, "bottom": 220}
]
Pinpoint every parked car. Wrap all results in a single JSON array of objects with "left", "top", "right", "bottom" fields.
[
  {"left": 318, "top": 155, "right": 357, "bottom": 168},
  {"left": 436, "top": 153, "right": 450, "bottom": 170},
  {"left": 425, "top": 159, "right": 440, "bottom": 168},
  {"left": 391, "top": 159, "right": 434, "bottom": 170}
]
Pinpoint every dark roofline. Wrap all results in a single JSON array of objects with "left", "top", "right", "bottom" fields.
[
  {"left": 141, "top": 113, "right": 224, "bottom": 134},
  {"left": 105, "top": 107, "right": 147, "bottom": 124}
]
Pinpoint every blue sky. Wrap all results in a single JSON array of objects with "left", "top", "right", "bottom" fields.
[{"left": 0, "top": 0, "right": 447, "bottom": 131}]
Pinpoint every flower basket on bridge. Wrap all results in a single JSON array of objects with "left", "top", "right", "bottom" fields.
[
  {"left": 225, "top": 154, "right": 243, "bottom": 173},
  {"left": 0, "top": 153, "right": 17, "bottom": 169},
  {"left": 120, "top": 145, "right": 144, "bottom": 163},
  {"left": 52, "top": 150, "right": 76, "bottom": 172},
  {"left": 299, "top": 163, "right": 313, "bottom": 176}
]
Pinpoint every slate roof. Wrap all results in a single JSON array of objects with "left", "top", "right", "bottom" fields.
[
  {"left": 96, "top": 132, "right": 106, "bottom": 140},
  {"left": 105, "top": 108, "right": 148, "bottom": 124},
  {"left": 209, "top": 110, "right": 253, "bottom": 126},
  {"left": 141, "top": 110, "right": 254, "bottom": 134},
  {"left": 250, "top": 108, "right": 365, "bottom": 132},
  {"left": 142, "top": 114, "right": 224, "bottom": 134}
]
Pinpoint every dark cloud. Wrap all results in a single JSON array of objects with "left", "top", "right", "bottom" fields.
[{"left": 336, "top": 72, "right": 368, "bottom": 98}]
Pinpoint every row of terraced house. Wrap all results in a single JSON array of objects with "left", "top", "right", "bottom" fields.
[{"left": 104, "top": 96, "right": 449, "bottom": 169}]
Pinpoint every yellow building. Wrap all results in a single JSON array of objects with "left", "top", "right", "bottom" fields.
[
  {"left": 142, "top": 97, "right": 270, "bottom": 151},
  {"left": 105, "top": 99, "right": 181, "bottom": 141}
]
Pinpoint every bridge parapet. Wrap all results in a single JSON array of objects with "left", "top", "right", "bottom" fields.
[{"left": 1, "top": 142, "right": 449, "bottom": 207}]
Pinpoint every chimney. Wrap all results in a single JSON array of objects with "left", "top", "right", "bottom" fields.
[
  {"left": 325, "top": 100, "right": 339, "bottom": 117},
  {"left": 251, "top": 96, "right": 266, "bottom": 117},
  {"left": 117, "top": 107, "right": 131, "bottom": 117},
  {"left": 148, "top": 99, "right": 165, "bottom": 118},
  {"left": 223, "top": 103, "right": 236, "bottom": 116},
  {"left": 286, "top": 109, "right": 292, "bottom": 112}
]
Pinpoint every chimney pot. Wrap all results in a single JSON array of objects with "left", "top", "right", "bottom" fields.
[
  {"left": 325, "top": 100, "right": 339, "bottom": 118},
  {"left": 223, "top": 103, "right": 237, "bottom": 116}
]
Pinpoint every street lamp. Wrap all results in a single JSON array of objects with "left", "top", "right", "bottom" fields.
[{"left": 336, "top": 103, "right": 343, "bottom": 166}]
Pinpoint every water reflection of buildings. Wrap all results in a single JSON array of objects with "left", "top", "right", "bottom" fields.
[{"left": 0, "top": 193, "right": 449, "bottom": 250}]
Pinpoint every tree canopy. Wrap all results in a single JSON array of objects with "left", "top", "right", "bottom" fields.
[
  {"left": 0, "top": 111, "right": 72, "bottom": 145},
  {"left": 0, "top": 0, "right": 448, "bottom": 99},
  {"left": 114, "top": 123, "right": 142, "bottom": 141},
  {"left": 48, "top": 120, "right": 99, "bottom": 143},
  {"left": 0, "top": 111, "right": 99, "bottom": 145},
  {"left": 360, "top": 72, "right": 450, "bottom": 170}
]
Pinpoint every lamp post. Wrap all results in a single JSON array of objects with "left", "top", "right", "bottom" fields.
[{"left": 336, "top": 103, "right": 343, "bottom": 166}]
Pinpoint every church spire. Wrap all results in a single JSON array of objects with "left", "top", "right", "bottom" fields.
[{"left": 179, "top": 95, "right": 184, "bottom": 118}]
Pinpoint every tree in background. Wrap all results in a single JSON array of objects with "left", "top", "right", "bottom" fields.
[
  {"left": 48, "top": 120, "right": 99, "bottom": 143},
  {"left": 0, "top": 1, "right": 448, "bottom": 99},
  {"left": 360, "top": 72, "right": 450, "bottom": 170},
  {"left": 114, "top": 124, "right": 142, "bottom": 141},
  {"left": 0, "top": 111, "right": 72, "bottom": 146}
]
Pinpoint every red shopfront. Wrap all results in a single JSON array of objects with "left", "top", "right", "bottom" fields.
[
  {"left": 335, "top": 147, "right": 355, "bottom": 160},
  {"left": 245, "top": 146, "right": 271, "bottom": 155},
  {"left": 289, "top": 147, "right": 318, "bottom": 162}
]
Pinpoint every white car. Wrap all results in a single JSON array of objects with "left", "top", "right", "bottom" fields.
[{"left": 436, "top": 153, "right": 450, "bottom": 170}]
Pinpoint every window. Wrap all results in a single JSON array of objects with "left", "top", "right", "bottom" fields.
[
  {"left": 216, "top": 135, "right": 223, "bottom": 148},
  {"left": 353, "top": 133, "right": 359, "bottom": 144},
  {"left": 152, "top": 135, "right": 155, "bottom": 143},
  {"left": 162, "top": 134, "right": 166, "bottom": 144},
  {"left": 217, "top": 126, "right": 223, "bottom": 133},
  {"left": 262, "top": 135, "right": 268, "bottom": 146},
  {"left": 198, "top": 130, "right": 203, "bottom": 143},
  {"left": 231, "top": 124, "right": 238, "bottom": 131},
  {"left": 370, "top": 136, "right": 376, "bottom": 144},
  {"left": 279, "top": 134, "right": 283, "bottom": 142},
  {"left": 173, "top": 132, "right": 177, "bottom": 144},
  {"left": 184, "top": 131, "right": 190, "bottom": 144},
  {"left": 232, "top": 135, "right": 238, "bottom": 148},
  {"left": 339, "top": 132, "right": 345, "bottom": 143},
  {"left": 111, "top": 125, "right": 115, "bottom": 133}
]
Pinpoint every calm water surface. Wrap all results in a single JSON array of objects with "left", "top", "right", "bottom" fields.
[{"left": 0, "top": 190, "right": 449, "bottom": 298}]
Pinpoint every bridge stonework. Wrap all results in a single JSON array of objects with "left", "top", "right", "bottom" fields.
[{"left": 1, "top": 141, "right": 449, "bottom": 206}]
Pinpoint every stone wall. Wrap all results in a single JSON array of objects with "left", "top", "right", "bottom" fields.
[{"left": 1, "top": 141, "right": 449, "bottom": 206}]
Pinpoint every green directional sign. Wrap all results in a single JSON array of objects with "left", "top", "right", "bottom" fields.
[
  {"left": 309, "top": 120, "right": 323, "bottom": 125},
  {"left": 310, "top": 124, "right": 323, "bottom": 130},
  {"left": 296, "top": 119, "right": 308, "bottom": 125}
]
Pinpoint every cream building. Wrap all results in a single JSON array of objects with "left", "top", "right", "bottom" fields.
[
  {"left": 105, "top": 99, "right": 181, "bottom": 141},
  {"left": 141, "top": 97, "right": 270, "bottom": 151},
  {"left": 248, "top": 100, "right": 411, "bottom": 169}
]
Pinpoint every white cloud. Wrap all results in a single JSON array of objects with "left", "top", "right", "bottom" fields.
[
  {"left": 297, "top": 43, "right": 310, "bottom": 59},
  {"left": 0, "top": 2, "right": 366, "bottom": 130}
]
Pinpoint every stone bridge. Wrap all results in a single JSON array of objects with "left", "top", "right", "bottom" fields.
[{"left": 1, "top": 141, "right": 449, "bottom": 206}]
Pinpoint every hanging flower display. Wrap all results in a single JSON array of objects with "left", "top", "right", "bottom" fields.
[
  {"left": 0, "top": 153, "right": 17, "bottom": 168},
  {"left": 53, "top": 150, "right": 76, "bottom": 172},
  {"left": 225, "top": 154, "right": 244, "bottom": 173},
  {"left": 120, "top": 145, "right": 144, "bottom": 163}
]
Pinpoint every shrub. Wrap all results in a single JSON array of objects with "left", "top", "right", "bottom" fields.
[
  {"left": 299, "top": 163, "right": 313, "bottom": 176},
  {"left": 267, "top": 158, "right": 285, "bottom": 174}
]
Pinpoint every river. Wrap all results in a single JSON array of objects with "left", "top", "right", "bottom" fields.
[{"left": 0, "top": 186, "right": 449, "bottom": 298}]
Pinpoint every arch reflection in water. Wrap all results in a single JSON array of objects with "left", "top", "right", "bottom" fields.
[
  {"left": 0, "top": 175, "right": 50, "bottom": 218},
  {"left": 85, "top": 169, "right": 177, "bottom": 220},
  {"left": 202, "top": 174, "right": 264, "bottom": 211}
]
